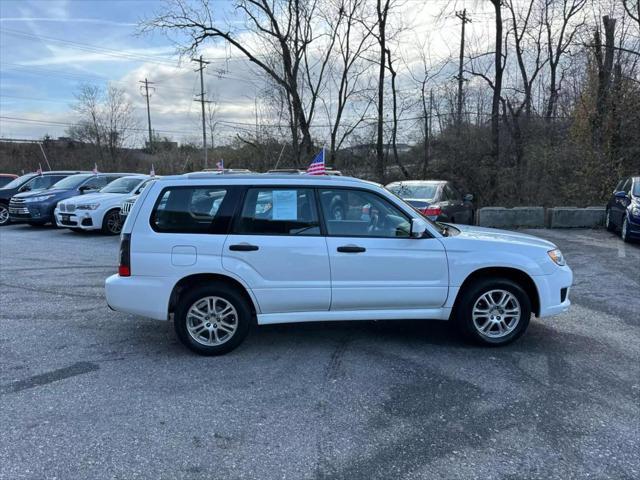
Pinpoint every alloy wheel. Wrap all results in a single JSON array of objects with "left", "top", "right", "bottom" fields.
[
  {"left": 186, "top": 296, "right": 238, "bottom": 346},
  {"left": 106, "top": 212, "right": 123, "bottom": 234},
  {"left": 0, "top": 205, "right": 9, "bottom": 225},
  {"left": 472, "top": 289, "right": 521, "bottom": 339}
]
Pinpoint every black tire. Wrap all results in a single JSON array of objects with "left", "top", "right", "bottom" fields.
[
  {"left": 605, "top": 208, "right": 615, "bottom": 232},
  {"left": 101, "top": 209, "right": 122, "bottom": 235},
  {"left": 621, "top": 216, "right": 631, "bottom": 243},
  {"left": 174, "top": 282, "right": 251, "bottom": 356},
  {"left": 0, "top": 204, "right": 10, "bottom": 226},
  {"left": 454, "top": 278, "right": 531, "bottom": 346}
]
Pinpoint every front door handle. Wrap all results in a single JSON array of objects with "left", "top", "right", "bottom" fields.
[
  {"left": 229, "top": 244, "right": 259, "bottom": 251},
  {"left": 337, "top": 245, "right": 366, "bottom": 253}
]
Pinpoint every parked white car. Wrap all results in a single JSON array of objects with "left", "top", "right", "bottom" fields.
[
  {"left": 56, "top": 175, "right": 151, "bottom": 234},
  {"left": 105, "top": 174, "right": 573, "bottom": 355}
]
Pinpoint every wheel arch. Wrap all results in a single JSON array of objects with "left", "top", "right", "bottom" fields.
[
  {"left": 168, "top": 273, "right": 258, "bottom": 319},
  {"left": 454, "top": 267, "right": 540, "bottom": 317}
]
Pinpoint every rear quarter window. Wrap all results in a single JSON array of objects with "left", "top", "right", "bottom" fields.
[{"left": 150, "top": 186, "right": 234, "bottom": 234}]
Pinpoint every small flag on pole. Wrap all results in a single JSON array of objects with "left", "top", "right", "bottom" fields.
[
  {"left": 307, "top": 148, "right": 326, "bottom": 175},
  {"left": 92, "top": 162, "right": 99, "bottom": 174},
  {"left": 36, "top": 164, "right": 43, "bottom": 176},
  {"left": 150, "top": 164, "right": 155, "bottom": 177},
  {"left": 216, "top": 159, "right": 224, "bottom": 171}
]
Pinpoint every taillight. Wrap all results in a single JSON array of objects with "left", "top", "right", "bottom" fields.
[
  {"left": 118, "top": 233, "right": 131, "bottom": 277},
  {"left": 420, "top": 206, "right": 442, "bottom": 217}
]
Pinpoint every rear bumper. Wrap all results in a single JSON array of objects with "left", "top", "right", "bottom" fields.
[
  {"left": 105, "top": 274, "right": 172, "bottom": 320},
  {"left": 533, "top": 265, "right": 573, "bottom": 318}
]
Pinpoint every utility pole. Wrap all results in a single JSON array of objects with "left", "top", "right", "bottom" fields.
[
  {"left": 192, "top": 55, "right": 210, "bottom": 169},
  {"left": 139, "top": 78, "right": 155, "bottom": 151},
  {"left": 423, "top": 89, "right": 433, "bottom": 179},
  {"left": 455, "top": 9, "right": 471, "bottom": 133}
]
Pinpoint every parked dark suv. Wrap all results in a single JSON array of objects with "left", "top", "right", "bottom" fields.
[
  {"left": 9, "top": 173, "right": 130, "bottom": 226},
  {"left": 605, "top": 176, "right": 640, "bottom": 242},
  {"left": 0, "top": 171, "right": 83, "bottom": 226}
]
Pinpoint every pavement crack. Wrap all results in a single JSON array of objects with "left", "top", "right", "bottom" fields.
[{"left": 0, "top": 361, "right": 100, "bottom": 395}]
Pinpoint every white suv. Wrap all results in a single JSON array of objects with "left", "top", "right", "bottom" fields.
[{"left": 105, "top": 174, "right": 572, "bottom": 355}]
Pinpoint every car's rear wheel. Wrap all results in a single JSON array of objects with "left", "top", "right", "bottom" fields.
[
  {"left": 455, "top": 278, "right": 531, "bottom": 346},
  {"left": 0, "top": 204, "right": 10, "bottom": 226},
  {"left": 101, "top": 209, "right": 122, "bottom": 235},
  {"left": 174, "top": 283, "right": 251, "bottom": 355},
  {"left": 605, "top": 209, "right": 615, "bottom": 232},
  {"left": 621, "top": 217, "right": 631, "bottom": 242}
]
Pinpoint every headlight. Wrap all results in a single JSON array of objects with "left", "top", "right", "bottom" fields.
[
  {"left": 76, "top": 203, "right": 100, "bottom": 210},
  {"left": 26, "top": 195, "right": 54, "bottom": 202},
  {"left": 547, "top": 249, "right": 566, "bottom": 266},
  {"left": 631, "top": 205, "right": 640, "bottom": 217}
]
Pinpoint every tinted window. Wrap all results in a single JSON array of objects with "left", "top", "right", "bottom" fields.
[
  {"left": 2, "top": 174, "right": 35, "bottom": 190},
  {"left": 319, "top": 188, "right": 410, "bottom": 238},
  {"left": 100, "top": 177, "right": 144, "bottom": 194},
  {"left": 444, "top": 184, "right": 462, "bottom": 201},
  {"left": 26, "top": 175, "right": 64, "bottom": 190},
  {"left": 152, "top": 187, "right": 229, "bottom": 233},
  {"left": 51, "top": 174, "right": 93, "bottom": 189},
  {"left": 234, "top": 188, "right": 320, "bottom": 235},
  {"left": 82, "top": 176, "right": 109, "bottom": 190},
  {"left": 633, "top": 179, "right": 640, "bottom": 196}
]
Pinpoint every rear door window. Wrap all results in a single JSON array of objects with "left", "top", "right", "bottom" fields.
[
  {"left": 151, "top": 187, "right": 233, "bottom": 233},
  {"left": 233, "top": 187, "right": 320, "bottom": 235}
]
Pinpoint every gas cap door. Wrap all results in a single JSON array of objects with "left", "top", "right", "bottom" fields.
[{"left": 171, "top": 245, "right": 197, "bottom": 266}]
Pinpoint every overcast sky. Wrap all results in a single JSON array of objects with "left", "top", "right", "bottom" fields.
[{"left": 0, "top": 0, "right": 498, "bottom": 145}]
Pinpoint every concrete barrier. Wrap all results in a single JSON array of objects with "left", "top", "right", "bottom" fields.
[
  {"left": 548, "top": 207, "right": 605, "bottom": 228},
  {"left": 477, "top": 207, "right": 545, "bottom": 228}
]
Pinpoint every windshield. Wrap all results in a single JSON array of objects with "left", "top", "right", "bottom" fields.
[
  {"left": 633, "top": 179, "right": 640, "bottom": 196},
  {"left": 2, "top": 173, "right": 35, "bottom": 190},
  {"left": 51, "top": 174, "right": 93, "bottom": 190},
  {"left": 100, "top": 177, "right": 144, "bottom": 194},
  {"left": 387, "top": 183, "right": 438, "bottom": 201}
]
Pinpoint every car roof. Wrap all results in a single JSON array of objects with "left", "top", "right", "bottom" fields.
[{"left": 159, "top": 172, "right": 378, "bottom": 187}]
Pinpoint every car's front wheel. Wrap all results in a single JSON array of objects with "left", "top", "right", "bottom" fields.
[
  {"left": 101, "top": 209, "right": 122, "bottom": 235},
  {"left": 0, "top": 204, "right": 10, "bottom": 226},
  {"left": 605, "top": 209, "right": 615, "bottom": 232},
  {"left": 174, "top": 283, "right": 251, "bottom": 355},
  {"left": 455, "top": 278, "right": 531, "bottom": 346},
  {"left": 621, "top": 216, "right": 631, "bottom": 243}
]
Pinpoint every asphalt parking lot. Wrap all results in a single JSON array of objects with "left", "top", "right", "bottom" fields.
[{"left": 0, "top": 225, "right": 638, "bottom": 480}]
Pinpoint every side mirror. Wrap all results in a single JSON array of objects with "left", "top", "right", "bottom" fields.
[
  {"left": 614, "top": 190, "right": 628, "bottom": 199},
  {"left": 410, "top": 218, "right": 428, "bottom": 238},
  {"left": 79, "top": 185, "right": 93, "bottom": 193},
  {"left": 19, "top": 185, "right": 31, "bottom": 192},
  {"left": 463, "top": 193, "right": 474, "bottom": 202}
]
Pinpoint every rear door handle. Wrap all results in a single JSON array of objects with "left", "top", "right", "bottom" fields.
[
  {"left": 337, "top": 245, "right": 366, "bottom": 253},
  {"left": 229, "top": 244, "right": 259, "bottom": 251}
]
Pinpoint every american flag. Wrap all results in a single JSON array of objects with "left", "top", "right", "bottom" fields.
[
  {"left": 307, "top": 149, "right": 326, "bottom": 175},
  {"left": 216, "top": 159, "right": 224, "bottom": 171},
  {"left": 92, "top": 162, "right": 99, "bottom": 174},
  {"left": 36, "top": 164, "right": 43, "bottom": 176},
  {"left": 150, "top": 164, "right": 155, "bottom": 177}
]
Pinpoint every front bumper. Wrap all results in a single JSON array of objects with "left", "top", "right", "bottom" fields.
[
  {"left": 533, "top": 265, "right": 573, "bottom": 318},
  {"left": 9, "top": 205, "right": 52, "bottom": 223},
  {"left": 54, "top": 208, "right": 99, "bottom": 230}
]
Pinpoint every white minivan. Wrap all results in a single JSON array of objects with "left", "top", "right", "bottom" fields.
[{"left": 105, "top": 174, "right": 572, "bottom": 355}]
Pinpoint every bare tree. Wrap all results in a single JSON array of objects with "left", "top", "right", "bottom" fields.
[
  {"left": 143, "top": 0, "right": 341, "bottom": 163},
  {"left": 103, "top": 86, "right": 137, "bottom": 163},
  {"left": 69, "top": 84, "right": 104, "bottom": 159},
  {"left": 622, "top": 0, "right": 639, "bottom": 30},
  {"left": 543, "top": 0, "right": 587, "bottom": 120}
]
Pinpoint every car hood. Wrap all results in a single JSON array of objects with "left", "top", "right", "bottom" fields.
[
  {"left": 13, "top": 188, "right": 68, "bottom": 199},
  {"left": 64, "top": 192, "right": 129, "bottom": 205},
  {"left": 448, "top": 224, "right": 557, "bottom": 250}
]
